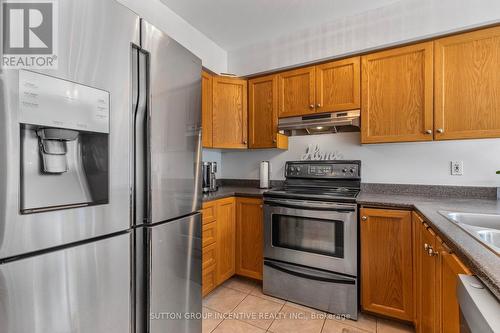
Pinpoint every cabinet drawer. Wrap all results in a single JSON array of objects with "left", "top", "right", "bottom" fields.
[
  {"left": 202, "top": 264, "right": 217, "bottom": 297},
  {"left": 202, "top": 243, "right": 217, "bottom": 269},
  {"left": 202, "top": 221, "right": 217, "bottom": 247},
  {"left": 202, "top": 201, "right": 217, "bottom": 225}
]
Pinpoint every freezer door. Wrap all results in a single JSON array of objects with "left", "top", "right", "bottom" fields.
[
  {"left": 141, "top": 20, "right": 203, "bottom": 224},
  {"left": 0, "top": 0, "right": 140, "bottom": 259},
  {"left": 149, "top": 213, "right": 202, "bottom": 333},
  {"left": 0, "top": 233, "right": 131, "bottom": 333}
]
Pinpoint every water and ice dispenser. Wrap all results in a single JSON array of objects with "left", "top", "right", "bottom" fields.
[{"left": 19, "top": 70, "right": 110, "bottom": 214}]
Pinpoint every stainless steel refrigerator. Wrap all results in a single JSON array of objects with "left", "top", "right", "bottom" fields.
[{"left": 0, "top": 0, "right": 202, "bottom": 332}]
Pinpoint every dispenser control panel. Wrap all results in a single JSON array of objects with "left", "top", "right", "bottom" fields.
[{"left": 19, "top": 70, "right": 110, "bottom": 133}]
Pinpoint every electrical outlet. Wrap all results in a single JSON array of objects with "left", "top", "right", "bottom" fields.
[{"left": 451, "top": 161, "right": 464, "bottom": 176}]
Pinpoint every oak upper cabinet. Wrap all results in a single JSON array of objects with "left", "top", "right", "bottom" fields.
[
  {"left": 278, "top": 66, "right": 316, "bottom": 118},
  {"left": 315, "top": 57, "right": 361, "bottom": 112},
  {"left": 215, "top": 197, "right": 236, "bottom": 284},
  {"left": 235, "top": 197, "right": 264, "bottom": 280},
  {"left": 248, "top": 75, "right": 288, "bottom": 149},
  {"left": 360, "top": 208, "right": 414, "bottom": 321},
  {"left": 436, "top": 241, "right": 471, "bottom": 333},
  {"left": 212, "top": 76, "right": 248, "bottom": 148},
  {"left": 202, "top": 71, "right": 213, "bottom": 148},
  {"left": 361, "top": 42, "right": 434, "bottom": 143},
  {"left": 434, "top": 26, "right": 500, "bottom": 140}
]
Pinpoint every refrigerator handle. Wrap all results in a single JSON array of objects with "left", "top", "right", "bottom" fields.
[{"left": 132, "top": 45, "right": 150, "bottom": 225}]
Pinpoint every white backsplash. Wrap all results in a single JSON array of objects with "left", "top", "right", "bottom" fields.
[
  {"left": 202, "top": 149, "right": 223, "bottom": 179},
  {"left": 220, "top": 133, "right": 500, "bottom": 187}
]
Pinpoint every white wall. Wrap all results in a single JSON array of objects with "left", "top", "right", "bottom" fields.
[
  {"left": 116, "top": 0, "right": 227, "bottom": 73},
  {"left": 228, "top": 0, "right": 500, "bottom": 76},
  {"left": 202, "top": 149, "right": 223, "bottom": 179},
  {"left": 221, "top": 133, "right": 500, "bottom": 187}
]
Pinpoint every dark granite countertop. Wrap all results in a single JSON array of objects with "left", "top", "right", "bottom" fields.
[
  {"left": 202, "top": 186, "right": 269, "bottom": 202},
  {"left": 358, "top": 192, "right": 500, "bottom": 300},
  {"left": 203, "top": 183, "right": 500, "bottom": 299}
]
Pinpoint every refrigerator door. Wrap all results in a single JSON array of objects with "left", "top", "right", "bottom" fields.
[
  {"left": 0, "top": 233, "right": 131, "bottom": 333},
  {"left": 0, "top": 0, "right": 140, "bottom": 259},
  {"left": 148, "top": 213, "right": 202, "bottom": 333},
  {"left": 141, "top": 20, "right": 203, "bottom": 224}
]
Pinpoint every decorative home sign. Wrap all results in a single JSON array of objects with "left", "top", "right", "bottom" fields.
[{"left": 300, "top": 144, "right": 343, "bottom": 161}]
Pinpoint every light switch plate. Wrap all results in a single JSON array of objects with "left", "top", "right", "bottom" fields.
[{"left": 451, "top": 161, "right": 464, "bottom": 176}]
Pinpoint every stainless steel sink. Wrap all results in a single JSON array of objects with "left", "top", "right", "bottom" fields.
[{"left": 439, "top": 211, "right": 500, "bottom": 255}]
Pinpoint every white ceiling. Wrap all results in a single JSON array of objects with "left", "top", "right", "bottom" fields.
[{"left": 160, "top": 0, "right": 404, "bottom": 50}]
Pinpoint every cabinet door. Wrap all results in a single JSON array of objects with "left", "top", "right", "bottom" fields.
[
  {"left": 361, "top": 42, "right": 434, "bottom": 143},
  {"left": 316, "top": 57, "right": 360, "bottom": 112},
  {"left": 412, "top": 212, "right": 424, "bottom": 329},
  {"left": 278, "top": 66, "right": 316, "bottom": 118},
  {"left": 202, "top": 71, "right": 213, "bottom": 147},
  {"left": 360, "top": 208, "right": 414, "bottom": 321},
  {"left": 248, "top": 75, "right": 278, "bottom": 148},
  {"left": 434, "top": 26, "right": 500, "bottom": 140},
  {"left": 418, "top": 223, "right": 438, "bottom": 333},
  {"left": 235, "top": 197, "right": 263, "bottom": 280},
  {"left": 216, "top": 197, "right": 236, "bottom": 284},
  {"left": 437, "top": 242, "right": 471, "bottom": 333},
  {"left": 212, "top": 77, "right": 248, "bottom": 148}
]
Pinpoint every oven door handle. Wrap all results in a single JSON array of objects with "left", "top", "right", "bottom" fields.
[
  {"left": 265, "top": 201, "right": 355, "bottom": 213},
  {"left": 264, "top": 261, "right": 356, "bottom": 285}
]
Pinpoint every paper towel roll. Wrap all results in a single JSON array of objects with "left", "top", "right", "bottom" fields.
[{"left": 259, "top": 161, "right": 270, "bottom": 189}]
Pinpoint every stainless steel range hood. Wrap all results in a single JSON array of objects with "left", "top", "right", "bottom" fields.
[{"left": 278, "top": 110, "right": 360, "bottom": 136}]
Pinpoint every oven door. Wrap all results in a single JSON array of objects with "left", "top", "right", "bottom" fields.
[{"left": 264, "top": 198, "right": 357, "bottom": 276}]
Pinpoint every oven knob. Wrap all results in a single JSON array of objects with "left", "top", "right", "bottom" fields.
[
  {"left": 342, "top": 168, "right": 348, "bottom": 173},
  {"left": 290, "top": 167, "right": 295, "bottom": 172},
  {"left": 296, "top": 166, "right": 301, "bottom": 172},
  {"left": 350, "top": 168, "right": 355, "bottom": 173}
]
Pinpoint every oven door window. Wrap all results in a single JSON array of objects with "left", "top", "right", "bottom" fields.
[{"left": 272, "top": 214, "right": 344, "bottom": 258}]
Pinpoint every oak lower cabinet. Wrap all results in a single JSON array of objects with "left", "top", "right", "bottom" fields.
[
  {"left": 248, "top": 75, "right": 288, "bottom": 149},
  {"left": 215, "top": 197, "right": 236, "bottom": 284},
  {"left": 201, "top": 198, "right": 236, "bottom": 295},
  {"left": 434, "top": 26, "right": 500, "bottom": 140},
  {"left": 361, "top": 42, "right": 434, "bottom": 143},
  {"left": 360, "top": 208, "right": 414, "bottom": 321},
  {"left": 202, "top": 201, "right": 218, "bottom": 296},
  {"left": 235, "top": 197, "right": 264, "bottom": 280},
  {"left": 413, "top": 212, "right": 471, "bottom": 333},
  {"left": 212, "top": 76, "right": 248, "bottom": 148}
]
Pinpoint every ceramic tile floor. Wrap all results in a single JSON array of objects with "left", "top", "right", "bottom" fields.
[{"left": 203, "top": 276, "right": 415, "bottom": 333}]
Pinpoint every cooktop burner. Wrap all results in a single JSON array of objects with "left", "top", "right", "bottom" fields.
[{"left": 264, "top": 160, "right": 361, "bottom": 202}]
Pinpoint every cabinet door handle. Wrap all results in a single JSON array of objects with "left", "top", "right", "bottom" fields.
[
  {"left": 425, "top": 130, "right": 432, "bottom": 134},
  {"left": 361, "top": 216, "right": 368, "bottom": 221},
  {"left": 309, "top": 104, "right": 314, "bottom": 109},
  {"left": 428, "top": 248, "right": 438, "bottom": 257},
  {"left": 436, "top": 128, "right": 444, "bottom": 134},
  {"left": 317, "top": 103, "right": 322, "bottom": 108}
]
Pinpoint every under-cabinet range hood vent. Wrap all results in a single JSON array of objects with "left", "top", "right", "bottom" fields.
[{"left": 278, "top": 110, "right": 360, "bottom": 136}]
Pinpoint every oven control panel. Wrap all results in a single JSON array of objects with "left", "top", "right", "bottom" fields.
[{"left": 285, "top": 161, "right": 360, "bottom": 179}]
